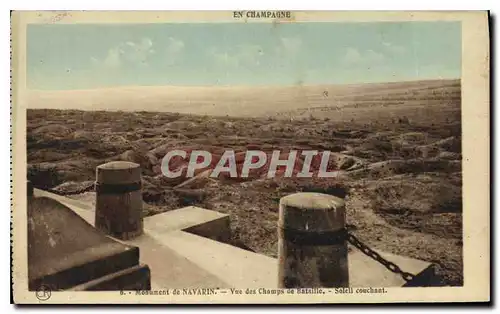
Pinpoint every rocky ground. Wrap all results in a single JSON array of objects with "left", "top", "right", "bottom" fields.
[{"left": 27, "top": 103, "right": 462, "bottom": 286}]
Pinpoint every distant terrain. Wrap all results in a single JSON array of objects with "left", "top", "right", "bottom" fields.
[
  {"left": 27, "top": 79, "right": 463, "bottom": 286},
  {"left": 27, "top": 79, "right": 460, "bottom": 122}
]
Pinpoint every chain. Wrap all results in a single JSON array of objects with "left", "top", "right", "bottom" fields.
[
  {"left": 347, "top": 232, "right": 416, "bottom": 282},
  {"left": 47, "top": 183, "right": 95, "bottom": 196}
]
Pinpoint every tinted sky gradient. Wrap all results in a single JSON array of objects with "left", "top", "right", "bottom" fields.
[{"left": 27, "top": 22, "right": 461, "bottom": 90}]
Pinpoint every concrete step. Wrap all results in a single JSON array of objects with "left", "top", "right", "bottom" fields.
[
  {"left": 148, "top": 229, "right": 277, "bottom": 288},
  {"left": 124, "top": 232, "right": 228, "bottom": 289},
  {"left": 144, "top": 206, "right": 230, "bottom": 242}
]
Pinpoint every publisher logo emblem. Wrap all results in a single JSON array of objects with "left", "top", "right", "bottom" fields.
[{"left": 35, "top": 285, "right": 51, "bottom": 301}]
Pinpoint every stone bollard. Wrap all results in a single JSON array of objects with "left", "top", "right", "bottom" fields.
[
  {"left": 278, "top": 192, "right": 349, "bottom": 288},
  {"left": 95, "top": 161, "right": 143, "bottom": 240}
]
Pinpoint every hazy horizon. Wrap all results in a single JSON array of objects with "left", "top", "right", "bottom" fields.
[
  {"left": 27, "top": 22, "right": 461, "bottom": 91},
  {"left": 26, "top": 78, "right": 461, "bottom": 117},
  {"left": 26, "top": 77, "right": 461, "bottom": 92}
]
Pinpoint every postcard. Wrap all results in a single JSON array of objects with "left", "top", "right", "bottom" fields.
[{"left": 11, "top": 10, "right": 490, "bottom": 304}]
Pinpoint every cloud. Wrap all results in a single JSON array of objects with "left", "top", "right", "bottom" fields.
[
  {"left": 92, "top": 37, "right": 155, "bottom": 68},
  {"left": 123, "top": 37, "right": 155, "bottom": 65},
  {"left": 342, "top": 47, "right": 385, "bottom": 65},
  {"left": 208, "top": 44, "right": 264, "bottom": 68}
]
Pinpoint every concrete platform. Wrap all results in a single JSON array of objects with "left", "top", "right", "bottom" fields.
[{"left": 33, "top": 189, "right": 436, "bottom": 288}]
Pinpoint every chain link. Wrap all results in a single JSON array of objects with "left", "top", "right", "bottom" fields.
[{"left": 347, "top": 232, "right": 416, "bottom": 282}]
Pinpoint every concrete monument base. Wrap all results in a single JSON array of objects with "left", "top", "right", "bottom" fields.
[{"left": 33, "top": 188, "right": 437, "bottom": 289}]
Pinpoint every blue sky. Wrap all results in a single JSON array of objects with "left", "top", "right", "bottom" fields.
[{"left": 27, "top": 22, "right": 461, "bottom": 90}]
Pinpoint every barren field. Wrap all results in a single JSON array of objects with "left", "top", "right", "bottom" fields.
[{"left": 27, "top": 79, "right": 463, "bottom": 286}]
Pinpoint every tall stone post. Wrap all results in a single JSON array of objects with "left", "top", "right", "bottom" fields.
[
  {"left": 95, "top": 161, "right": 143, "bottom": 240},
  {"left": 278, "top": 192, "right": 349, "bottom": 288}
]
